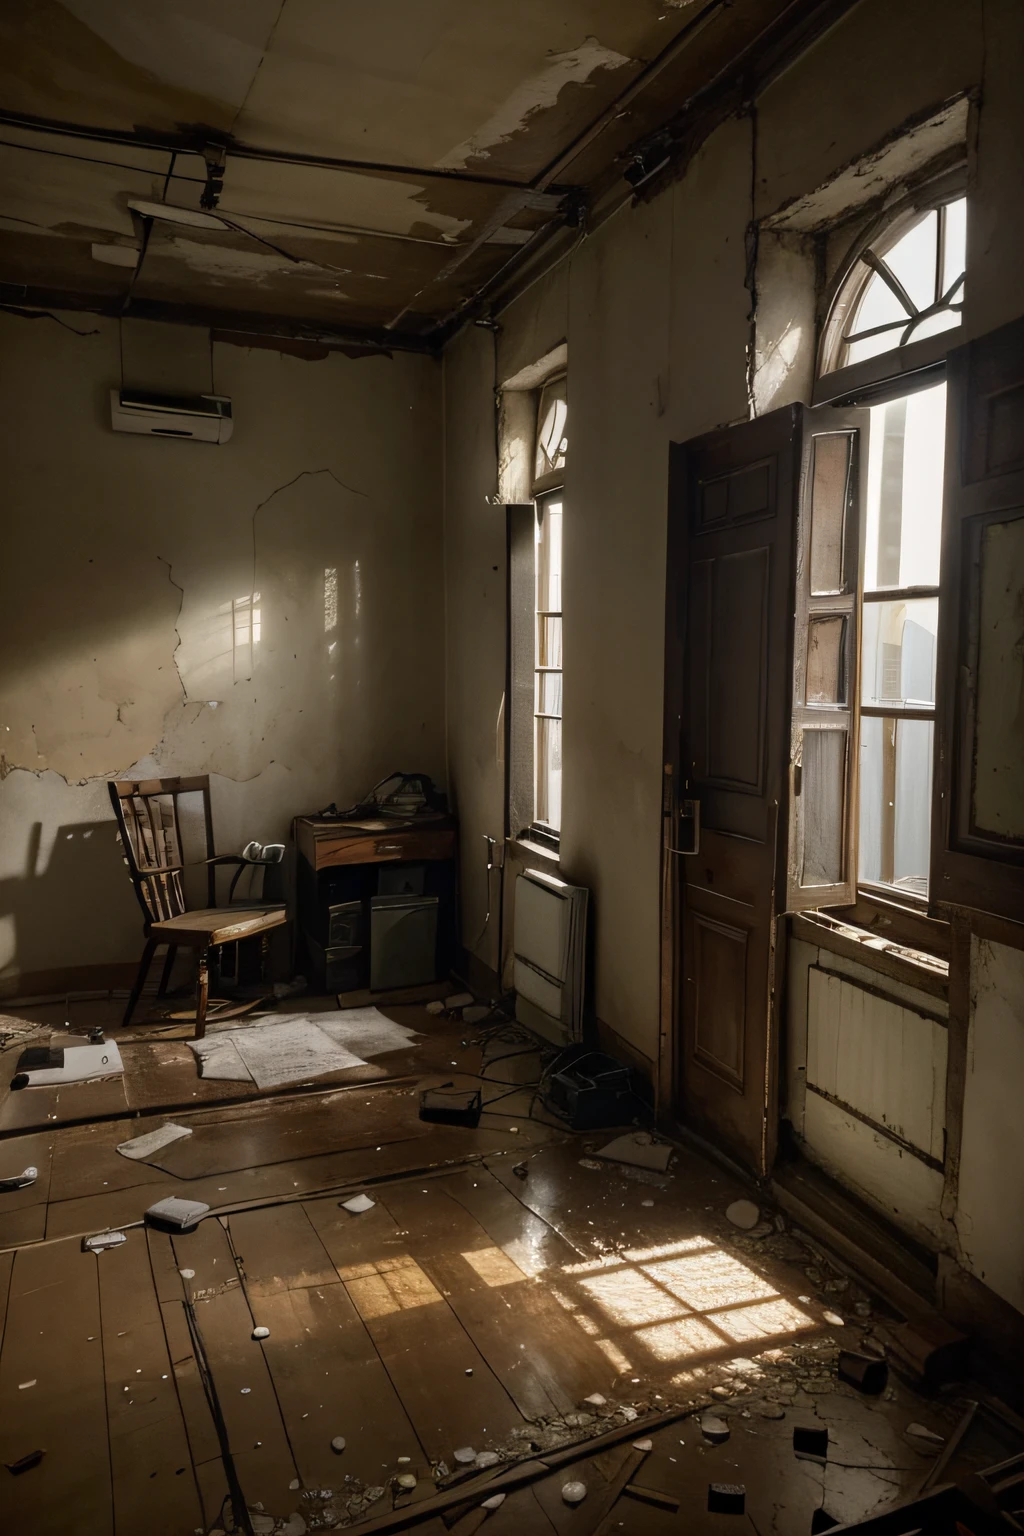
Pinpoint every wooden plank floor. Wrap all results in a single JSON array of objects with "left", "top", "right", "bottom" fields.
[{"left": 1, "top": 1026, "right": 1014, "bottom": 1534}]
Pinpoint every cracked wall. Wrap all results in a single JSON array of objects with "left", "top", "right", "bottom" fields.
[{"left": 0, "top": 311, "right": 444, "bottom": 989}]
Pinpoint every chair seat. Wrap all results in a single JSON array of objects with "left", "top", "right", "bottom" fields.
[{"left": 150, "top": 905, "right": 288, "bottom": 947}]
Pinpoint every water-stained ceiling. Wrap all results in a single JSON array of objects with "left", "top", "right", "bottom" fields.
[{"left": 0, "top": 0, "right": 842, "bottom": 350}]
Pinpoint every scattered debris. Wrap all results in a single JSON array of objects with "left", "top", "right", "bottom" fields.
[
  {"left": 584, "top": 1394, "right": 607, "bottom": 1408},
  {"left": 425, "top": 1000, "right": 445, "bottom": 1015},
  {"left": 475, "top": 1451, "right": 500, "bottom": 1468},
  {"left": 4, "top": 1448, "right": 45, "bottom": 1474},
  {"left": 906, "top": 1423, "right": 945, "bottom": 1447},
  {"left": 18, "top": 1380, "right": 36, "bottom": 1390},
  {"left": 419, "top": 1087, "right": 482, "bottom": 1128},
  {"left": 82, "top": 1230, "right": 128, "bottom": 1253},
  {"left": 641, "top": 1198, "right": 654, "bottom": 1207},
  {"left": 481, "top": 1492, "right": 506, "bottom": 1510},
  {"left": 465, "top": 1368, "right": 473, "bottom": 1376},
  {"left": 709, "top": 1483, "right": 746, "bottom": 1514},
  {"left": 512, "top": 1162, "right": 528, "bottom": 1179},
  {"left": 793, "top": 1426, "right": 829, "bottom": 1461},
  {"left": 578, "top": 1158, "right": 601, "bottom": 1170},
  {"left": 562, "top": 1480, "right": 588, "bottom": 1505},
  {"left": 179, "top": 1268, "right": 196, "bottom": 1280},
  {"left": 725, "top": 1199, "right": 760, "bottom": 1230},
  {"left": 626, "top": 1483, "right": 680, "bottom": 1512},
  {"left": 252, "top": 1326, "right": 271, "bottom": 1341},
  {"left": 594, "top": 1132, "right": 672, "bottom": 1173},
  {"left": 811, "top": 1508, "right": 841, "bottom": 1532},
  {"left": 144, "top": 1197, "right": 210, "bottom": 1232},
  {"left": 0, "top": 1165, "right": 38, "bottom": 1191},
  {"left": 837, "top": 1350, "right": 888, "bottom": 1394},
  {"left": 701, "top": 1414, "right": 730, "bottom": 1443},
  {"left": 116, "top": 1122, "right": 192, "bottom": 1161},
  {"left": 341, "top": 1194, "right": 375, "bottom": 1214},
  {"left": 331, "top": 1437, "right": 346, "bottom": 1453}
]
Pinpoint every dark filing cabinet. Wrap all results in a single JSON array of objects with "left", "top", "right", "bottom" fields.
[{"left": 294, "top": 815, "right": 457, "bottom": 993}]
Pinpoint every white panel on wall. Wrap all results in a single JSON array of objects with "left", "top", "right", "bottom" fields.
[
  {"left": 955, "top": 937, "right": 1024, "bottom": 1315},
  {"left": 802, "top": 1092, "right": 947, "bottom": 1247},
  {"left": 806, "top": 966, "right": 947, "bottom": 1161}
]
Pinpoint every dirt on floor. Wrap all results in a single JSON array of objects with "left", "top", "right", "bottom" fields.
[{"left": 0, "top": 998, "right": 1020, "bottom": 1534}]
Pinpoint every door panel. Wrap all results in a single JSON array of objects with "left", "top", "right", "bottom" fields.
[{"left": 664, "top": 407, "right": 800, "bottom": 1174}]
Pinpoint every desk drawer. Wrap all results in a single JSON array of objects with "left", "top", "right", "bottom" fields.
[{"left": 313, "top": 828, "right": 455, "bottom": 869}]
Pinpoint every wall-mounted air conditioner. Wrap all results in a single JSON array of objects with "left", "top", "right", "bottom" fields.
[{"left": 109, "top": 388, "right": 233, "bottom": 443}]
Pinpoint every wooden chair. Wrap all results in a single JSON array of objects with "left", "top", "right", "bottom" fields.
[{"left": 109, "top": 775, "right": 288, "bottom": 1037}]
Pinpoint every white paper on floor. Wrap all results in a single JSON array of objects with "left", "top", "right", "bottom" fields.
[
  {"left": 21, "top": 1039, "right": 124, "bottom": 1087},
  {"left": 190, "top": 1017, "right": 366, "bottom": 1091},
  {"left": 314, "top": 1007, "right": 419, "bottom": 1058},
  {"left": 188, "top": 1034, "right": 255, "bottom": 1083},
  {"left": 117, "top": 1122, "right": 193, "bottom": 1161}
]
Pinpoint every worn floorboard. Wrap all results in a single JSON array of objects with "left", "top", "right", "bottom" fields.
[
  {"left": 96, "top": 1231, "right": 204, "bottom": 1535},
  {"left": 0, "top": 1239, "right": 112, "bottom": 1534}
]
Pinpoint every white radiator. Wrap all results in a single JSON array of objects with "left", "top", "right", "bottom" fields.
[{"left": 513, "top": 869, "right": 588, "bottom": 1045}]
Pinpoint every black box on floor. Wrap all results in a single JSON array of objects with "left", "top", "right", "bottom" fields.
[
  {"left": 543, "top": 1051, "right": 632, "bottom": 1129},
  {"left": 419, "top": 1087, "right": 482, "bottom": 1128}
]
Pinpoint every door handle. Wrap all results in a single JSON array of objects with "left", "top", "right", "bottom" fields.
[{"left": 675, "top": 798, "right": 700, "bottom": 855}]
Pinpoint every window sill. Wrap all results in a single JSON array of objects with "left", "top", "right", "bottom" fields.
[
  {"left": 790, "top": 908, "right": 948, "bottom": 999},
  {"left": 833, "top": 886, "right": 950, "bottom": 960},
  {"left": 508, "top": 835, "right": 560, "bottom": 865}
]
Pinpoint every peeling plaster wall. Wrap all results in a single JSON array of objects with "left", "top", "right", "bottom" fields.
[
  {"left": 955, "top": 938, "right": 1024, "bottom": 1315},
  {"left": 0, "top": 312, "right": 443, "bottom": 990},
  {"left": 442, "top": 0, "right": 1024, "bottom": 1098}
]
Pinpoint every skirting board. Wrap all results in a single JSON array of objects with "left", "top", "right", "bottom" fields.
[{"left": 0, "top": 961, "right": 139, "bottom": 1004}]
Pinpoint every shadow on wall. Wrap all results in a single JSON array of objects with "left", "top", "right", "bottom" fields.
[{"left": 0, "top": 818, "right": 141, "bottom": 987}]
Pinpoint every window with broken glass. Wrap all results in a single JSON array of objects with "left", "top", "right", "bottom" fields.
[{"left": 819, "top": 192, "right": 965, "bottom": 902}]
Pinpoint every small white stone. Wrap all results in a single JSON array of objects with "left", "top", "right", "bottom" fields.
[
  {"left": 397, "top": 1473, "right": 417, "bottom": 1489},
  {"left": 341, "top": 1194, "right": 375, "bottom": 1214},
  {"left": 425, "top": 1000, "right": 445, "bottom": 1015},
  {"left": 289, "top": 1479, "right": 300, "bottom": 1491},
  {"left": 240, "top": 1387, "right": 251, "bottom": 1395},
  {"left": 562, "top": 1481, "right": 588, "bottom": 1505},
  {"left": 823, "top": 1311, "right": 845, "bottom": 1326},
  {"left": 632, "top": 1438, "right": 654, "bottom": 1452},
  {"left": 725, "top": 1199, "right": 760, "bottom": 1230},
  {"left": 251, "top": 1326, "right": 270, "bottom": 1340},
  {"left": 453, "top": 1446, "right": 477, "bottom": 1464},
  {"left": 481, "top": 1493, "right": 506, "bottom": 1510},
  {"left": 475, "top": 1451, "right": 500, "bottom": 1468},
  {"left": 179, "top": 1268, "right": 195, "bottom": 1279},
  {"left": 583, "top": 1393, "right": 607, "bottom": 1407},
  {"left": 398, "top": 1456, "right": 411, "bottom": 1464},
  {"left": 331, "top": 1436, "right": 346, "bottom": 1453}
]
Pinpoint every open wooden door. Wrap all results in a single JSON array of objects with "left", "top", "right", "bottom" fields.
[{"left": 663, "top": 402, "right": 865, "bottom": 1175}]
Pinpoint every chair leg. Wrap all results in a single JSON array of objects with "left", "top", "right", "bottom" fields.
[
  {"left": 124, "top": 938, "right": 157, "bottom": 1027},
  {"left": 157, "top": 944, "right": 178, "bottom": 998},
  {"left": 194, "top": 946, "right": 210, "bottom": 1040}
]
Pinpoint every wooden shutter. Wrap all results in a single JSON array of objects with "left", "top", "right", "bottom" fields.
[
  {"left": 787, "top": 403, "right": 867, "bottom": 911},
  {"left": 932, "top": 314, "right": 1024, "bottom": 923},
  {"left": 506, "top": 504, "right": 536, "bottom": 839}
]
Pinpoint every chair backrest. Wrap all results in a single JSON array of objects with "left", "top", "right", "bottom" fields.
[{"left": 108, "top": 775, "right": 216, "bottom": 925}]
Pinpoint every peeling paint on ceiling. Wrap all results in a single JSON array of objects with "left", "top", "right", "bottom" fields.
[
  {"left": 0, "top": 0, "right": 818, "bottom": 343},
  {"left": 435, "top": 37, "right": 633, "bottom": 170}
]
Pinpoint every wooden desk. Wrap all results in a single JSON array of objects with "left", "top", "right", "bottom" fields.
[{"left": 294, "top": 815, "right": 457, "bottom": 992}]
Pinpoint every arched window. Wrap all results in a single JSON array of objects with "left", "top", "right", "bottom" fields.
[
  {"left": 809, "top": 191, "right": 967, "bottom": 902},
  {"left": 819, "top": 194, "right": 966, "bottom": 378}
]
